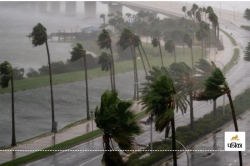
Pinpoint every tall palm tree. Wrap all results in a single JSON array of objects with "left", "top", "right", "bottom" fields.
[
  {"left": 0, "top": 61, "right": 16, "bottom": 146},
  {"left": 97, "top": 29, "right": 116, "bottom": 90},
  {"left": 183, "top": 33, "right": 194, "bottom": 69},
  {"left": 200, "top": 67, "right": 243, "bottom": 166},
  {"left": 140, "top": 66, "right": 189, "bottom": 166},
  {"left": 165, "top": 40, "right": 176, "bottom": 63},
  {"left": 152, "top": 30, "right": 164, "bottom": 67},
  {"left": 100, "top": 14, "right": 106, "bottom": 27},
  {"left": 170, "top": 62, "right": 196, "bottom": 130},
  {"left": 70, "top": 43, "right": 90, "bottom": 120},
  {"left": 117, "top": 28, "right": 138, "bottom": 100},
  {"left": 133, "top": 35, "right": 148, "bottom": 77},
  {"left": 126, "top": 13, "right": 132, "bottom": 23},
  {"left": 98, "top": 52, "right": 114, "bottom": 90},
  {"left": 182, "top": 6, "right": 187, "bottom": 18},
  {"left": 208, "top": 12, "right": 219, "bottom": 48},
  {"left": 95, "top": 90, "right": 142, "bottom": 166},
  {"left": 196, "top": 28, "right": 206, "bottom": 59},
  {"left": 28, "top": 23, "right": 55, "bottom": 132}
]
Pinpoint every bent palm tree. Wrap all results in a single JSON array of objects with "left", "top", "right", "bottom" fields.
[
  {"left": 133, "top": 35, "right": 147, "bottom": 77},
  {"left": 98, "top": 52, "right": 113, "bottom": 90},
  {"left": 0, "top": 61, "right": 16, "bottom": 146},
  {"left": 95, "top": 90, "right": 142, "bottom": 166},
  {"left": 170, "top": 62, "right": 196, "bottom": 130},
  {"left": 117, "top": 28, "right": 138, "bottom": 100},
  {"left": 97, "top": 29, "right": 116, "bottom": 90},
  {"left": 183, "top": 33, "right": 194, "bottom": 69},
  {"left": 70, "top": 43, "right": 90, "bottom": 120},
  {"left": 165, "top": 40, "right": 176, "bottom": 63},
  {"left": 140, "top": 66, "right": 188, "bottom": 166},
  {"left": 28, "top": 23, "right": 55, "bottom": 132},
  {"left": 152, "top": 37, "right": 164, "bottom": 67},
  {"left": 201, "top": 68, "right": 243, "bottom": 166}
]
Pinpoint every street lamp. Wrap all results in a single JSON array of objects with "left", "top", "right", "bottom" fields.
[
  {"left": 213, "top": 61, "right": 226, "bottom": 114},
  {"left": 231, "top": 5, "right": 238, "bottom": 22},
  {"left": 166, "top": 138, "right": 190, "bottom": 166}
]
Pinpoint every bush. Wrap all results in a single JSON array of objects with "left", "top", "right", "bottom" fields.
[
  {"left": 13, "top": 67, "right": 24, "bottom": 80},
  {"left": 26, "top": 67, "right": 40, "bottom": 78},
  {"left": 241, "top": 25, "right": 250, "bottom": 31}
]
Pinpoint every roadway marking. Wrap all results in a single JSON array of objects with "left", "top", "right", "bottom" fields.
[{"left": 78, "top": 154, "right": 103, "bottom": 166}]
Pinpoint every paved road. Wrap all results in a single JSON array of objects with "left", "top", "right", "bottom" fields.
[{"left": 164, "top": 112, "right": 250, "bottom": 166}]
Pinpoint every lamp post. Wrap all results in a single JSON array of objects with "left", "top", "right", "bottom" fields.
[
  {"left": 213, "top": 61, "right": 226, "bottom": 114},
  {"left": 166, "top": 138, "right": 190, "bottom": 166},
  {"left": 231, "top": 5, "right": 238, "bottom": 22}
]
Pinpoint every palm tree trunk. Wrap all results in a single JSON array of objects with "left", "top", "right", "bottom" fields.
[
  {"left": 227, "top": 91, "right": 243, "bottom": 166},
  {"left": 189, "top": 91, "right": 194, "bottom": 130},
  {"left": 171, "top": 118, "right": 177, "bottom": 166},
  {"left": 45, "top": 41, "right": 55, "bottom": 132},
  {"left": 158, "top": 39, "right": 164, "bottom": 67},
  {"left": 109, "top": 45, "right": 116, "bottom": 90},
  {"left": 190, "top": 46, "right": 194, "bottom": 69},
  {"left": 140, "top": 43, "right": 151, "bottom": 70},
  {"left": 165, "top": 122, "right": 170, "bottom": 140},
  {"left": 84, "top": 55, "right": 90, "bottom": 120},
  {"left": 110, "top": 66, "right": 113, "bottom": 91},
  {"left": 130, "top": 45, "right": 137, "bottom": 100},
  {"left": 213, "top": 99, "right": 216, "bottom": 116},
  {"left": 201, "top": 39, "right": 204, "bottom": 59},
  {"left": 133, "top": 47, "right": 139, "bottom": 100},
  {"left": 174, "top": 47, "right": 177, "bottom": 63},
  {"left": 138, "top": 47, "right": 147, "bottom": 77},
  {"left": 11, "top": 76, "right": 16, "bottom": 146}
]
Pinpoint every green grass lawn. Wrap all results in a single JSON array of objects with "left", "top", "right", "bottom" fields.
[{"left": 0, "top": 41, "right": 202, "bottom": 94}]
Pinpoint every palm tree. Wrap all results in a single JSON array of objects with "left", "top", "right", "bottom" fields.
[
  {"left": 0, "top": 61, "right": 16, "bottom": 146},
  {"left": 200, "top": 67, "right": 243, "bottom": 166},
  {"left": 126, "top": 13, "right": 132, "bottom": 23},
  {"left": 183, "top": 33, "right": 194, "bottom": 69},
  {"left": 98, "top": 52, "right": 114, "bottom": 90},
  {"left": 70, "top": 43, "right": 90, "bottom": 120},
  {"left": 152, "top": 30, "right": 164, "bottom": 67},
  {"left": 28, "top": 23, "right": 55, "bottom": 132},
  {"left": 133, "top": 35, "right": 148, "bottom": 77},
  {"left": 117, "top": 28, "right": 139, "bottom": 100},
  {"left": 100, "top": 14, "right": 106, "bottom": 28},
  {"left": 165, "top": 40, "right": 176, "bottom": 63},
  {"left": 170, "top": 62, "right": 196, "bottom": 130},
  {"left": 196, "top": 28, "right": 206, "bottom": 59},
  {"left": 140, "top": 66, "right": 189, "bottom": 166},
  {"left": 95, "top": 90, "right": 142, "bottom": 166},
  {"left": 208, "top": 12, "right": 219, "bottom": 48},
  {"left": 97, "top": 29, "right": 116, "bottom": 90},
  {"left": 195, "top": 59, "right": 218, "bottom": 116},
  {"left": 182, "top": 6, "right": 187, "bottom": 18}
]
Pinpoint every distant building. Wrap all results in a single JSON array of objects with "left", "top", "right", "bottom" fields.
[{"left": 81, "top": 26, "right": 101, "bottom": 33}]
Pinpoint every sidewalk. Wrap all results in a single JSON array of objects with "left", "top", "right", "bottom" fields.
[{"left": 0, "top": 101, "right": 143, "bottom": 164}]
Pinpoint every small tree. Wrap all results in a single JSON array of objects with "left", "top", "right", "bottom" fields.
[
  {"left": 165, "top": 40, "right": 176, "bottom": 63},
  {"left": 95, "top": 90, "right": 142, "bottom": 166},
  {"left": 183, "top": 33, "right": 194, "bottom": 69},
  {"left": 182, "top": 6, "right": 187, "bottom": 18}
]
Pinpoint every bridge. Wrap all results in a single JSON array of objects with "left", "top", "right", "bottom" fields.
[{"left": 0, "top": 1, "right": 180, "bottom": 19}]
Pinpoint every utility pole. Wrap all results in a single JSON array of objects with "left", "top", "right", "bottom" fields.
[
  {"left": 218, "top": 2, "right": 223, "bottom": 17},
  {"left": 231, "top": 5, "right": 238, "bottom": 22}
]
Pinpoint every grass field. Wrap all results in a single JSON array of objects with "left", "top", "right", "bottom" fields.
[{"left": 0, "top": 41, "right": 202, "bottom": 94}]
